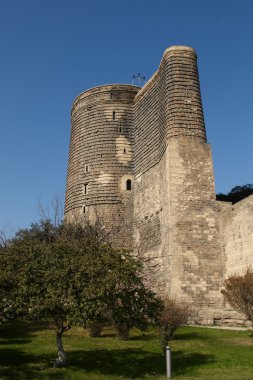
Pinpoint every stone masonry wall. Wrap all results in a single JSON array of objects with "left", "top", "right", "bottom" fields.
[
  {"left": 219, "top": 195, "right": 253, "bottom": 277},
  {"left": 165, "top": 138, "right": 224, "bottom": 322}
]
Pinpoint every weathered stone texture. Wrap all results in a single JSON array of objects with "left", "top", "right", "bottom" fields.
[
  {"left": 65, "top": 46, "right": 253, "bottom": 325},
  {"left": 219, "top": 195, "right": 253, "bottom": 276},
  {"left": 65, "top": 84, "right": 140, "bottom": 249},
  {"left": 165, "top": 138, "right": 224, "bottom": 321}
]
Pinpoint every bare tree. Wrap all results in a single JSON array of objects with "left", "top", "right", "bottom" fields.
[
  {"left": 157, "top": 299, "right": 192, "bottom": 352},
  {"left": 0, "top": 223, "right": 15, "bottom": 249},
  {"left": 38, "top": 193, "right": 64, "bottom": 226},
  {"left": 0, "top": 230, "right": 8, "bottom": 249},
  {"left": 221, "top": 268, "right": 253, "bottom": 325}
]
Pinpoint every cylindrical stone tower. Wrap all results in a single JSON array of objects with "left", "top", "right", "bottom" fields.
[{"left": 65, "top": 84, "right": 140, "bottom": 249}]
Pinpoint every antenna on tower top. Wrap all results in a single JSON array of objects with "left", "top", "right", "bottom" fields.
[{"left": 132, "top": 73, "right": 146, "bottom": 87}]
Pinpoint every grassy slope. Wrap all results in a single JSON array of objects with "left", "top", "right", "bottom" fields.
[{"left": 0, "top": 321, "right": 252, "bottom": 380}]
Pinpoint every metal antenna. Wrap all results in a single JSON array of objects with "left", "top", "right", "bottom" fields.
[{"left": 132, "top": 73, "right": 146, "bottom": 86}]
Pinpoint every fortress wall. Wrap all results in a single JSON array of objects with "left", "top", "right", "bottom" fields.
[
  {"left": 65, "top": 84, "right": 140, "bottom": 249},
  {"left": 220, "top": 195, "right": 253, "bottom": 277}
]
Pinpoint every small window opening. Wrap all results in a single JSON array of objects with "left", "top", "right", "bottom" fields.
[
  {"left": 83, "top": 183, "right": 88, "bottom": 194},
  {"left": 110, "top": 93, "right": 113, "bottom": 99},
  {"left": 85, "top": 164, "right": 89, "bottom": 172},
  {"left": 119, "top": 127, "right": 122, "bottom": 133},
  {"left": 83, "top": 206, "right": 86, "bottom": 214},
  {"left": 126, "top": 179, "right": 132, "bottom": 191},
  {"left": 123, "top": 148, "right": 126, "bottom": 153},
  {"left": 113, "top": 111, "right": 115, "bottom": 120}
]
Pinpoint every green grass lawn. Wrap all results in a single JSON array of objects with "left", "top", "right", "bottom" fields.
[{"left": 0, "top": 321, "right": 252, "bottom": 380}]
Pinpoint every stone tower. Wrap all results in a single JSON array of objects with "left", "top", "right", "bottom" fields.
[
  {"left": 65, "top": 46, "right": 253, "bottom": 324},
  {"left": 65, "top": 84, "right": 140, "bottom": 249}
]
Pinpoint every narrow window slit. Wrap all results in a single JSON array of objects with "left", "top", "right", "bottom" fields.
[
  {"left": 126, "top": 179, "right": 132, "bottom": 191},
  {"left": 83, "top": 183, "right": 88, "bottom": 194}
]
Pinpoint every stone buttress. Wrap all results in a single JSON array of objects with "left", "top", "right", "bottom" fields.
[{"left": 133, "top": 47, "right": 224, "bottom": 323}]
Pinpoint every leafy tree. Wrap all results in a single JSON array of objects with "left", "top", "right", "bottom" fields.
[
  {"left": 216, "top": 184, "right": 253, "bottom": 204},
  {"left": 0, "top": 233, "right": 19, "bottom": 326},
  {"left": 0, "top": 251, "right": 14, "bottom": 325},
  {"left": 6, "top": 219, "right": 162, "bottom": 367},
  {"left": 157, "top": 299, "right": 191, "bottom": 352},
  {"left": 104, "top": 254, "right": 162, "bottom": 339},
  {"left": 221, "top": 269, "right": 253, "bottom": 326},
  {"left": 8, "top": 222, "right": 90, "bottom": 367}
]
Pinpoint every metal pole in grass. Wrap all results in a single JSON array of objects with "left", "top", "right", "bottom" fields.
[{"left": 166, "top": 346, "right": 172, "bottom": 378}]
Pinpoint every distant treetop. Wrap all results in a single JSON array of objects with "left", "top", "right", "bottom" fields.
[{"left": 216, "top": 184, "right": 253, "bottom": 204}]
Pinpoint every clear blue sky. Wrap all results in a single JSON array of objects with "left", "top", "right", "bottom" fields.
[{"left": 0, "top": 0, "right": 252, "bottom": 232}]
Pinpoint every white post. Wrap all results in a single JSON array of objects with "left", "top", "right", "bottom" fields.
[{"left": 166, "top": 346, "right": 172, "bottom": 378}]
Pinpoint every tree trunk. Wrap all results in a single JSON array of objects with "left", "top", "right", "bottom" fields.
[{"left": 54, "top": 327, "right": 69, "bottom": 368}]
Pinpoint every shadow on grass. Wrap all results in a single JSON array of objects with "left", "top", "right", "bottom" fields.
[
  {"left": 0, "top": 321, "right": 59, "bottom": 379},
  {"left": 0, "top": 348, "right": 64, "bottom": 380},
  {"left": 67, "top": 348, "right": 215, "bottom": 378},
  {"left": 128, "top": 334, "right": 157, "bottom": 342},
  {"left": 0, "top": 345, "right": 215, "bottom": 379},
  {"left": 0, "top": 320, "right": 53, "bottom": 340},
  {"left": 0, "top": 339, "right": 31, "bottom": 345},
  {"left": 174, "top": 331, "right": 208, "bottom": 341}
]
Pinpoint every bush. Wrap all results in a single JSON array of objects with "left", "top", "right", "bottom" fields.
[
  {"left": 157, "top": 299, "right": 191, "bottom": 352},
  {"left": 221, "top": 268, "right": 253, "bottom": 325}
]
